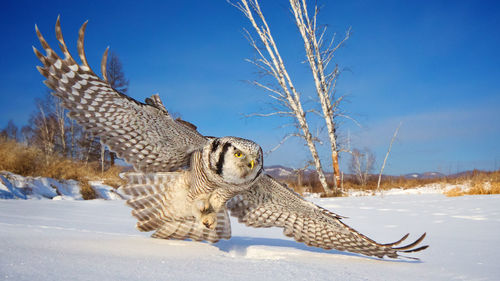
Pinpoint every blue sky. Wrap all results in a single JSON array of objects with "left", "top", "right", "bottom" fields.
[{"left": 1, "top": 0, "right": 499, "bottom": 175}]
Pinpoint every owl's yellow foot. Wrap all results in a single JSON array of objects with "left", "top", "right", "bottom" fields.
[
  {"left": 201, "top": 212, "right": 217, "bottom": 230},
  {"left": 194, "top": 197, "right": 217, "bottom": 229}
]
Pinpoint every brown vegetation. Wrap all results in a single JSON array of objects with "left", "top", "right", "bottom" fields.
[
  {"left": 284, "top": 169, "right": 500, "bottom": 197},
  {"left": 444, "top": 170, "right": 500, "bottom": 197},
  {"left": 0, "top": 139, "right": 125, "bottom": 199}
]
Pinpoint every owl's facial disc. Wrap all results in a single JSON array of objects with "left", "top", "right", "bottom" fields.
[{"left": 212, "top": 137, "right": 263, "bottom": 185}]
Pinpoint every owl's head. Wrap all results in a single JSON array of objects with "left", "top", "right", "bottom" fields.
[{"left": 207, "top": 137, "right": 263, "bottom": 185}]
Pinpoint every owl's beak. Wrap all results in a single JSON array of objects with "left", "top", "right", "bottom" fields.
[{"left": 249, "top": 160, "right": 255, "bottom": 170}]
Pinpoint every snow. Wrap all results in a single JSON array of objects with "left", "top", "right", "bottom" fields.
[
  {"left": 0, "top": 171, "right": 119, "bottom": 200},
  {"left": 1, "top": 193, "right": 499, "bottom": 280},
  {"left": 89, "top": 180, "right": 124, "bottom": 200},
  {"left": 346, "top": 183, "right": 470, "bottom": 197}
]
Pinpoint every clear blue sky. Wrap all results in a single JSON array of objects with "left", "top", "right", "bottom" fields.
[{"left": 1, "top": 0, "right": 499, "bottom": 175}]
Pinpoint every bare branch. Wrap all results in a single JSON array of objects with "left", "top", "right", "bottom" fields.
[
  {"left": 377, "top": 122, "right": 402, "bottom": 192},
  {"left": 244, "top": 111, "right": 294, "bottom": 118},
  {"left": 265, "top": 133, "right": 301, "bottom": 155},
  {"left": 251, "top": 80, "right": 286, "bottom": 98}
]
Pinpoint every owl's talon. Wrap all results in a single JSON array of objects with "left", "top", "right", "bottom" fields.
[
  {"left": 201, "top": 213, "right": 217, "bottom": 230},
  {"left": 195, "top": 197, "right": 212, "bottom": 213}
]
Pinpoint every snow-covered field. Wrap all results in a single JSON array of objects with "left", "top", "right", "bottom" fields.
[{"left": 1, "top": 193, "right": 499, "bottom": 281}]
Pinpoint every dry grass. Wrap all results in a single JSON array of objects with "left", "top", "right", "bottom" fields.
[
  {"left": 286, "top": 174, "right": 445, "bottom": 197},
  {"left": 0, "top": 139, "right": 45, "bottom": 176},
  {"left": 80, "top": 181, "right": 97, "bottom": 200},
  {"left": 444, "top": 170, "right": 500, "bottom": 197},
  {"left": 284, "top": 168, "right": 500, "bottom": 197},
  {"left": 0, "top": 139, "right": 125, "bottom": 199}
]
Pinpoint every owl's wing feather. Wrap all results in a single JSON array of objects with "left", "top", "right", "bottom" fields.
[
  {"left": 227, "top": 175, "right": 428, "bottom": 259},
  {"left": 34, "top": 17, "right": 207, "bottom": 172},
  {"left": 120, "top": 172, "right": 231, "bottom": 242}
]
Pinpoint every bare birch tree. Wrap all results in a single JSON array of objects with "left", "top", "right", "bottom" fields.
[
  {"left": 231, "top": 0, "right": 332, "bottom": 194},
  {"left": 31, "top": 100, "right": 57, "bottom": 163},
  {"left": 289, "top": 0, "right": 350, "bottom": 189},
  {"left": 53, "top": 93, "right": 67, "bottom": 155},
  {"left": 231, "top": 0, "right": 349, "bottom": 195}
]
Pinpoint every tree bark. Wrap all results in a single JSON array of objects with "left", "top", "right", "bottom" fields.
[
  {"left": 235, "top": 0, "right": 331, "bottom": 194},
  {"left": 289, "top": 0, "right": 350, "bottom": 192}
]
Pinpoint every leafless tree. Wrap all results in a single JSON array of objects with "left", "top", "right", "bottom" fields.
[
  {"left": 231, "top": 0, "right": 349, "bottom": 195},
  {"left": 20, "top": 125, "right": 33, "bottom": 145},
  {"left": 53, "top": 93, "right": 68, "bottom": 155},
  {"left": 1, "top": 120, "right": 18, "bottom": 141},
  {"left": 377, "top": 122, "right": 402, "bottom": 191},
  {"left": 106, "top": 51, "right": 129, "bottom": 94},
  {"left": 21, "top": 91, "right": 84, "bottom": 162},
  {"left": 24, "top": 92, "right": 70, "bottom": 157},
  {"left": 349, "top": 148, "right": 375, "bottom": 186},
  {"left": 289, "top": 0, "right": 350, "bottom": 190},
  {"left": 32, "top": 97, "right": 57, "bottom": 157}
]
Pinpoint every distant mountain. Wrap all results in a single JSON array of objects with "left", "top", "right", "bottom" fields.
[
  {"left": 264, "top": 165, "right": 335, "bottom": 180},
  {"left": 403, "top": 172, "right": 446, "bottom": 179},
  {"left": 266, "top": 165, "right": 449, "bottom": 180},
  {"left": 264, "top": 165, "right": 295, "bottom": 178}
]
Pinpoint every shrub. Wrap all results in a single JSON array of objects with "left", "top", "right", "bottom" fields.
[{"left": 80, "top": 181, "right": 97, "bottom": 200}]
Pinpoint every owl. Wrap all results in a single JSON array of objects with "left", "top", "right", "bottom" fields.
[{"left": 34, "top": 18, "right": 428, "bottom": 259}]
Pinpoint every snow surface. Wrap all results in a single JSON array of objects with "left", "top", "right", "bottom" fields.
[
  {"left": 346, "top": 183, "right": 470, "bottom": 197},
  {"left": 1, "top": 193, "right": 499, "bottom": 281},
  {"left": 0, "top": 171, "right": 120, "bottom": 200}
]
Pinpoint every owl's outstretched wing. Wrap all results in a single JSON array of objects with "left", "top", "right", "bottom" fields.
[
  {"left": 34, "top": 18, "right": 207, "bottom": 172},
  {"left": 227, "top": 175, "right": 428, "bottom": 259}
]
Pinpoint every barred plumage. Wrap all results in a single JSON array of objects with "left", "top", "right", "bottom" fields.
[{"left": 35, "top": 18, "right": 428, "bottom": 259}]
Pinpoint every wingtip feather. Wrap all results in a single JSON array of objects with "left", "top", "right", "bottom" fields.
[
  {"left": 383, "top": 233, "right": 409, "bottom": 246},
  {"left": 101, "top": 46, "right": 109, "bottom": 81},
  {"left": 394, "top": 232, "right": 427, "bottom": 251}
]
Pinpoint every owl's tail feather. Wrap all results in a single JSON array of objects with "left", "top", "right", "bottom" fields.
[{"left": 119, "top": 172, "right": 231, "bottom": 243}]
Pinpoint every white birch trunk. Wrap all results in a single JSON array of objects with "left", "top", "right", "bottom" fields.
[
  {"left": 289, "top": 0, "right": 350, "bottom": 192},
  {"left": 235, "top": 0, "right": 331, "bottom": 194}
]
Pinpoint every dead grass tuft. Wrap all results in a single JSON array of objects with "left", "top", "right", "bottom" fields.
[
  {"left": 0, "top": 139, "right": 45, "bottom": 175},
  {"left": 444, "top": 170, "right": 500, "bottom": 197},
  {"left": 80, "top": 181, "right": 97, "bottom": 200},
  {"left": 444, "top": 187, "right": 465, "bottom": 197}
]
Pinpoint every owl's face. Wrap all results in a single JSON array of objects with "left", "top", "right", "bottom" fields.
[{"left": 208, "top": 137, "right": 263, "bottom": 185}]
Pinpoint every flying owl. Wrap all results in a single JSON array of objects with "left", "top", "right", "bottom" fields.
[{"left": 34, "top": 18, "right": 428, "bottom": 259}]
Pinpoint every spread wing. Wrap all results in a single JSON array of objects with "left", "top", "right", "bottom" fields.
[
  {"left": 227, "top": 175, "right": 428, "bottom": 259},
  {"left": 33, "top": 17, "right": 207, "bottom": 172}
]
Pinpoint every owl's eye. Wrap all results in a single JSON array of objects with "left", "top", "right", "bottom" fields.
[{"left": 234, "top": 152, "right": 243, "bottom": 158}]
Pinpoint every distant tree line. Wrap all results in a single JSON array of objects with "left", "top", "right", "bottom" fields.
[{"left": 0, "top": 52, "right": 129, "bottom": 170}]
